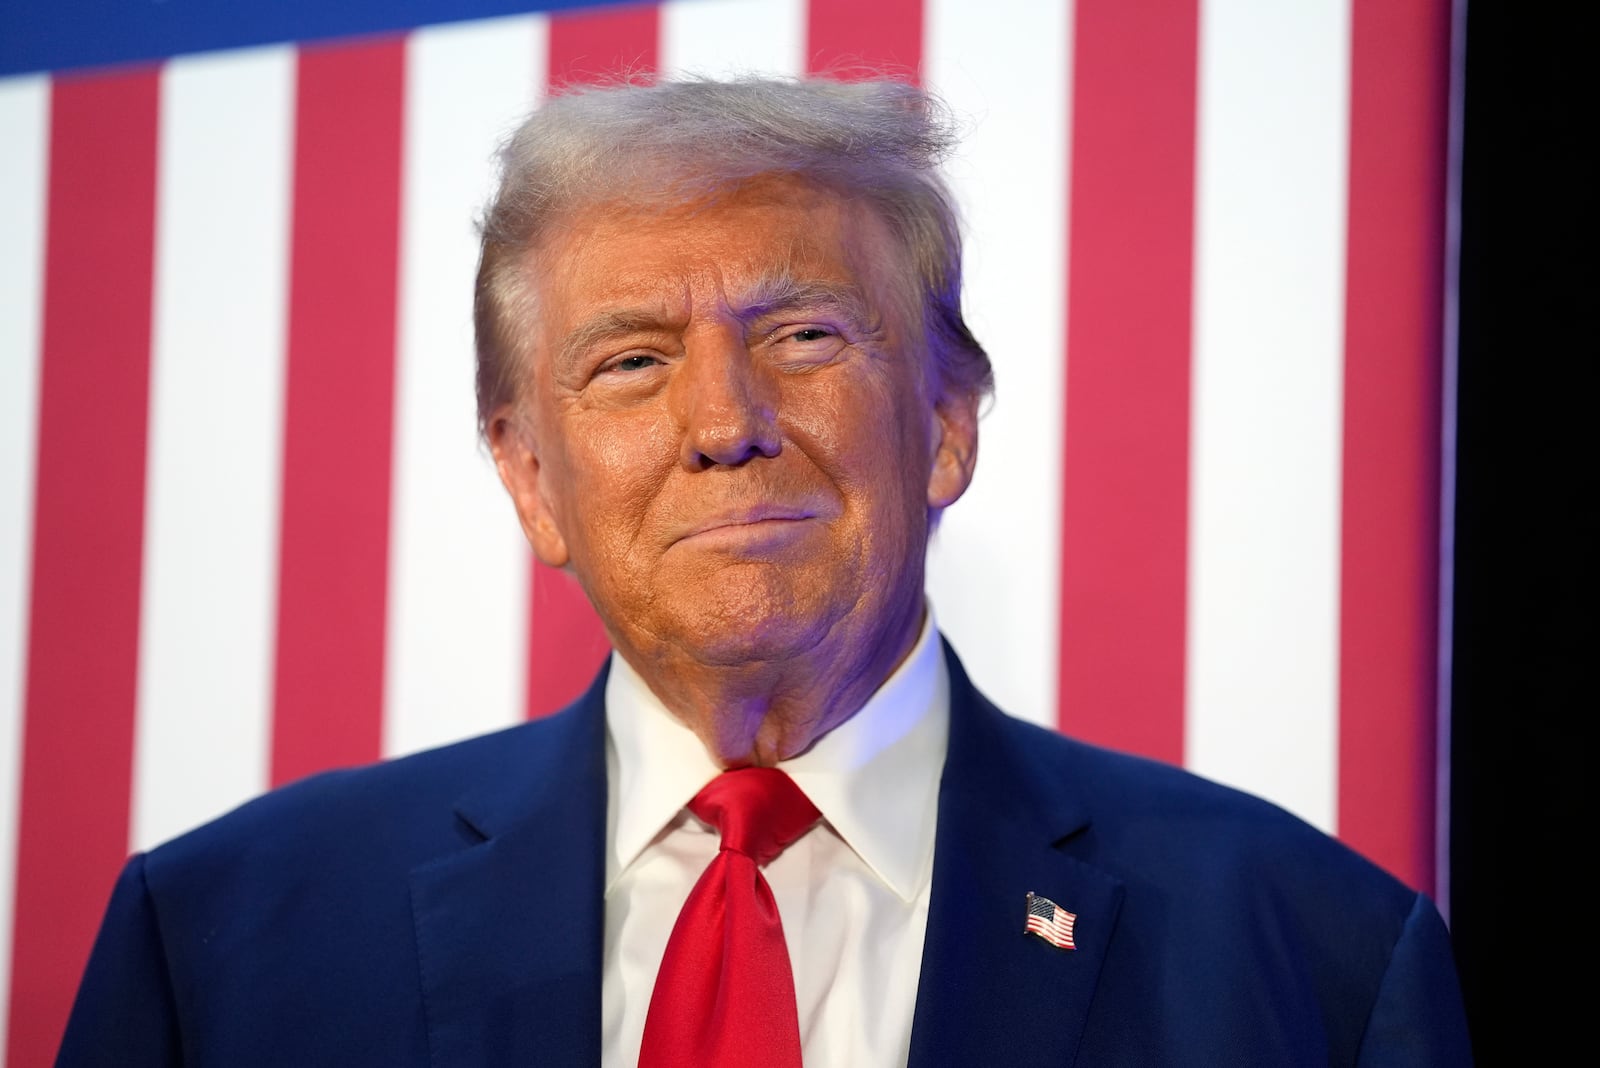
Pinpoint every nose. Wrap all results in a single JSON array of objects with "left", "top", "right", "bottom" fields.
[{"left": 672, "top": 325, "right": 780, "bottom": 470}]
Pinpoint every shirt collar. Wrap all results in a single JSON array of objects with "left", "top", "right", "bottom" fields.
[{"left": 604, "top": 608, "right": 950, "bottom": 902}]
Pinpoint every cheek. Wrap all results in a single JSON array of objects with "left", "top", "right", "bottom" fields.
[
  {"left": 554, "top": 412, "right": 676, "bottom": 547},
  {"left": 787, "top": 373, "right": 933, "bottom": 522}
]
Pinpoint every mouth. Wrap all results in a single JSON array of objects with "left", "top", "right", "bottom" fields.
[{"left": 671, "top": 507, "right": 823, "bottom": 551}]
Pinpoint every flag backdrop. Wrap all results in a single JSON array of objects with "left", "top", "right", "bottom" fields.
[{"left": 0, "top": 0, "right": 1452, "bottom": 1061}]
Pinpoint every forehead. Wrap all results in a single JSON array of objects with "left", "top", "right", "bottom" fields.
[{"left": 526, "top": 176, "right": 901, "bottom": 322}]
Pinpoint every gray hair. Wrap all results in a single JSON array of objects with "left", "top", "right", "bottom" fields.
[{"left": 473, "top": 76, "right": 992, "bottom": 436}]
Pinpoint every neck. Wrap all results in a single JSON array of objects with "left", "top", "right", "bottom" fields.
[{"left": 615, "top": 596, "right": 927, "bottom": 767}]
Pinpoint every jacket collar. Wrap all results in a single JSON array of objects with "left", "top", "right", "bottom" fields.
[
  {"left": 907, "top": 641, "right": 1125, "bottom": 1068},
  {"left": 409, "top": 664, "right": 610, "bottom": 1067}
]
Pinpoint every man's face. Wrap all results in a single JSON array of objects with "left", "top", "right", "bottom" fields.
[{"left": 491, "top": 175, "right": 977, "bottom": 679}]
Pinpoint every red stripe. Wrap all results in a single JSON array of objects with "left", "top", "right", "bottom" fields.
[
  {"left": 271, "top": 40, "right": 405, "bottom": 785},
  {"left": 806, "top": 0, "right": 924, "bottom": 77},
  {"left": 1057, "top": 1, "right": 1199, "bottom": 764},
  {"left": 1338, "top": 0, "right": 1451, "bottom": 894},
  {"left": 524, "top": 563, "right": 613, "bottom": 718},
  {"left": 521, "top": 5, "right": 663, "bottom": 717},
  {"left": 547, "top": 2, "right": 659, "bottom": 87},
  {"left": 5, "top": 68, "right": 159, "bottom": 1068}
]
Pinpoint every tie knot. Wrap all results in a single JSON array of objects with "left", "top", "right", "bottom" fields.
[{"left": 688, "top": 767, "right": 820, "bottom": 865}]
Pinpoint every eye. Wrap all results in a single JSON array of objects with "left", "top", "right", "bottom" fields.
[
  {"left": 780, "top": 326, "right": 836, "bottom": 344},
  {"left": 601, "top": 353, "right": 662, "bottom": 374},
  {"left": 762, "top": 323, "right": 848, "bottom": 370}
]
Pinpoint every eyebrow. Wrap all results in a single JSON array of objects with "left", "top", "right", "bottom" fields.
[
  {"left": 554, "top": 273, "right": 882, "bottom": 372},
  {"left": 735, "top": 273, "right": 877, "bottom": 331},
  {"left": 556, "top": 309, "right": 676, "bottom": 372}
]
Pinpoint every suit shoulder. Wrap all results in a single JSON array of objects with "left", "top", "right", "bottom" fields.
[
  {"left": 989, "top": 704, "right": 1288, "bottom": 817},
  {"left": 989, "top": 707, "right": 1418, "bottom": 912},
  {"left": 141, "top": 711, "right": 577, "bottom": 890}
]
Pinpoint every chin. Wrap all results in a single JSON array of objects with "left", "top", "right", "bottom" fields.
[
  {"left": 676, "top": 610, "right": 836, "bottom": 668},
  {"left": 658, "top": 569, "right": 850, "bottom": 667}
]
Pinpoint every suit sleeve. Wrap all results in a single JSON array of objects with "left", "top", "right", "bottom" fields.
[
  {"left": 1354, "top": 892, "right": 1473, "bottom": 1066},
  {"left": 55, "top": 853, "right": 184, "bottom": 1067}
]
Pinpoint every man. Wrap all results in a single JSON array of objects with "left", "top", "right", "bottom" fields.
[{"left": 59, "top": 77, "right": 1471, "bottom": 1066}]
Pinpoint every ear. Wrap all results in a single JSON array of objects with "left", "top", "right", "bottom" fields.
[
  {"left": 488, "top": 405, "right": 571, "bottom": 568},
  {"left": 926, "top": 387, "right": 980, "bottom": 511}
]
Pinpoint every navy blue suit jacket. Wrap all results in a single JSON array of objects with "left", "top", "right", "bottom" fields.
[{"left": 59, "top": 647, "right": 1472, "bottom": 1065}]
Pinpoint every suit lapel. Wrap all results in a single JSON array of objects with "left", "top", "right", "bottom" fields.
[
  {"left": 409, "top": 668, "right": 610, "bottom": 1067},
  {"left": 908, "top": 647, "right": 1124, "bottom": 1068}
]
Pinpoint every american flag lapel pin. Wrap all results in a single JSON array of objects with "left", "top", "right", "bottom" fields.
[{"left": 1024, "top": 891, "right": 1078, "bottom": 951}]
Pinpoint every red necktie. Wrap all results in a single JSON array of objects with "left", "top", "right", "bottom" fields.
[{"left": 638, "top": 767, "right": 822, "bottom": 1068}]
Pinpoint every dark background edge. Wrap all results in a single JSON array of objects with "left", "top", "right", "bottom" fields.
[{"left": 1449, "top": 0, "right": 1588, "bottom": 1058}]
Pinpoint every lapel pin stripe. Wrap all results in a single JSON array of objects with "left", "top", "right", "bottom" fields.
[{"left": 1024, "top": 892, "right": 1077, "bottom": 950}]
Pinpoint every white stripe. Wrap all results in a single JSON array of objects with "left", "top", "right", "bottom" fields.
[
  {"left": 1185, "top": 0, "right": 1350, "bottom": 831},
  {"left": 0, "top": 73, "right": 50, "bottom": 1059},
  {"left": 384, "top": 16, "right": 544, "bottom": 759},
  {"left": 130, "top": 48, "right": 296, "bottom": 851},
  {"left": 660, "top": 0, "right": 806, "bottom": 78},
  {"left": 923, "top": 0, "right": 1072, "bottom": 728}
]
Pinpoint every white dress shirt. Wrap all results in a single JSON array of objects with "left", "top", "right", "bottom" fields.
[{"left": 601, "top": 611, "right": 951, "bottom": 1067}]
